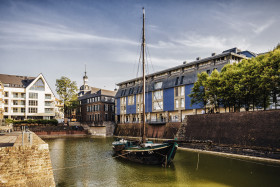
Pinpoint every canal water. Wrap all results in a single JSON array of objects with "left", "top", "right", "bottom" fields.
[{"left": 45, "top": 137, "right": 280, "bottom": 187}]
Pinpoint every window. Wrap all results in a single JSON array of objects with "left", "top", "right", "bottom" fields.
[
  {"left": 13, "top": 93, "right": 18, "bottom": 98},
  {"left": 154, "top": 82, "right": 162, "bottom": 89},
  {"left": 21, "top": 108, "right": 25, "bottom": 113},
  {"left": 180, "top": 86, "right": 185, "bottom": 96},
  {"left": 45, "top": 101, "right": 51, "bottom": 106},
  {"left": 175, "top": 77, "right": 179, "bottom": 85},
  {"left": 29, "top": 93, "right": 38, "bottom": 99},
  {"left": 153, "top": 101, "right": 163, "bottom": 111},
  {"left": 175, "top": 99, "right": 179, "bottom": 108},
  {"left": 30, "top": 78, "right": 45, "bottom": 91},
  {"left": 29, "top": 100, "right": 38, "bottom": 106},
  {"left": 181, "top": 98, "right": 185, "bottom": 108},
  {"left": 128, "top": 95, "right": 134, "bottom": 105},
  {"left": 105, "top": 104, "right": 108, "bottom": 111},
  {"left": 13, "top": 100, "right": 18, "bottom": 105},
  {"left": 137, "top": 104, "right": 140, "bottom": 112},
  {"left": 45, "top": 108, "right": 53, "bottom": 113},
  {"left": 175, "top": 87, "right": 179, "bottom": 97},
  {"left": 28, "top": 108, "right": 37, "bottom": 113},
  {"left": 153, "top": 90, "right": 163, "bottom": 100},
  {"left": 4, "top": 107, "right": 8, "bottom": 112},
  {"left": 21, "top": 101, "right": 25, "bottom": 105},
  {"left": 129, "top": 88, "right": 134, "bottom": 94},
  {"left": 180, "top": 76, "right": 184, "bottom": 84},
  {"left": 13, "top": 108, "right": 18, "bottom": 113},
  {"left": 21, "top": 93, "right": 26, "bottom": 98},
  {"left": 4, "top": 92, "right": 9, "bottom": 97},
  {"left": 105, "top": 113, "right": 108, "bottom": 121},
  {"left": 4, "top": 100, "right": 8, "bottom": 105},
  {"left": 207, "top": 70, "right": 210, "bottom": 74},
  {"left": 45, "top": 94, "right": 51, "bottom": 99}
]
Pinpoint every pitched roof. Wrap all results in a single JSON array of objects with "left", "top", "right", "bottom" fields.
[{"left": 0, "top": 74, "right": 36, "bottom": 88}]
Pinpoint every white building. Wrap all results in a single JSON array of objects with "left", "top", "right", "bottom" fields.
[{"left": 0, "top": 73, "right": 55, "bottom": 120}]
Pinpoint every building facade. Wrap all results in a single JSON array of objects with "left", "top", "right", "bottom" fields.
[
  {"left": 0, "top": 73, "right": 55, "bottom": 120},
  {"left": 115, "top": 48, "right": 256, "bottom": 124},
  {"left": 77, "top": 71, "right": 116, "bottom": 125},
  {"left": 54, "top": 98, "right": 64, "bottom": 123},
  {"left": 0, "top": 82, "right": 4, "bottom": 121}
]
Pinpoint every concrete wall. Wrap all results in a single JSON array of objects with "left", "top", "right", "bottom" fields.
[
  {"left": 83, "top": 121, "right": 115, "bottom": 136},
  {"left": 0, "top": 132, "right": 55, "bottom": 186},
  {"left": 88, "top": 126, "right": 106, "bottom": 136}
]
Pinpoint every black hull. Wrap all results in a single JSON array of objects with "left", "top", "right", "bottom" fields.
[{"left": 113, "top": 142, "right": 177, "bottom": 165}]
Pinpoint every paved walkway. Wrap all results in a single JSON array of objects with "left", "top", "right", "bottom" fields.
[{"left": 0, "top": 132, "right": 21, "bottom": 147}]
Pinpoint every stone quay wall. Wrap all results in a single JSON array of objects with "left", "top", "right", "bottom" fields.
[
  {"left": 114, "top": 110, "right": 280, "bottom": 150},
  {"left": 0, "top": 132, "right": 55, "bottom": 186},
  {"left": 177, "top": 110, "right": 280, "bottom": 150},
  {"left": 114, "top": 122, "right": 181, "bottom": 139}
]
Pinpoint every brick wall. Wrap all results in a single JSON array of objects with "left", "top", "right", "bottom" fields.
[
  {"left": 0, "top": 133, "right": 55, "bottom": 186},
  {"left": 176, "top": 110, "right": 280, "bottom": 149},
  {"left": 115, "top": 110, "right": 280, "bottom": 150},
  {"left": 114, "top": 122, "right": 181, "bottom": 139}
]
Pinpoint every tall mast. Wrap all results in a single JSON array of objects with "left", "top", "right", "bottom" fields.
[{"left": 142, "top": 7, "right": 146, "bottom": 143}]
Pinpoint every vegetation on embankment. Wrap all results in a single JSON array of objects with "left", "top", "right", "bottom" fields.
[{"left": 5, "top": 118, "right": 58, "bottom": 126}]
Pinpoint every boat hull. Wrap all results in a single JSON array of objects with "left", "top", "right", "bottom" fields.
[{"left": 113, "top": 142, "right": 177, "bottom": 165}]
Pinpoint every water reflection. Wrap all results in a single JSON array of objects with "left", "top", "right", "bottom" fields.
[{"left": 45, "top": 137, "right": 280, "bottom": 187}]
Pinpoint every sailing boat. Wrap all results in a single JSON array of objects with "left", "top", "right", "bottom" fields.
[{"left": 112, "top": 8, "right": 178, "bottom": 166}]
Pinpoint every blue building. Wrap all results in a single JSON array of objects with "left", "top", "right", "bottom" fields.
[{"left": 115, "top": 48, "right": 255, "bottom": 124}]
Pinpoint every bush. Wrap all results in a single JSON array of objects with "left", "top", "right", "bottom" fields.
[
  {"left": 11, "top": 119, "right": 59, "bottom": 126},
  {"left": 5, "top": 119, "right": 14, "bottom": 124}
]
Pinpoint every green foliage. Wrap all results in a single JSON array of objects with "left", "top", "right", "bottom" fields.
[
  {"left": 12, "top": 119, "right": 58, "bottom": 126},
  {"left": 55, "top": 76, "right": 79, "bottom": 115},
  {"left": 189, "top": 45, "right": 280, "bottom": 112},
  {"left": 189, "top": 72, "right": 208, "bottom": 109},
  {"left": 5, "top": 118, "right": 14, "bottom": 124}
]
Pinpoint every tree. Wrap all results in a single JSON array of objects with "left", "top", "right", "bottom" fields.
[
  {"left": 56, "top": 76, "right": 78, "bottom": 117},
  {"left": 189, "top": 72, "right": 209, "bottom": 111},
  {"left": 205, "top": 69, "right": 221, "bottom": 112}
]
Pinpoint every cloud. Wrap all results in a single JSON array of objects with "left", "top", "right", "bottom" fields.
[
  {"left": 249, "top": 19, "right": 275, "bottom": 34},
  {"left": 0, "top": 21, "right": 138, "bottom": 49}
]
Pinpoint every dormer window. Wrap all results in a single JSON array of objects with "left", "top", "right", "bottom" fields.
[
  {"left": 30, "top": 78, "right": 45, "bottom": 91},
  {"left": 154, "top": 82, "right": 162, "bottom": 89}
]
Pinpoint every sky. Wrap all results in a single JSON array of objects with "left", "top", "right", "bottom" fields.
[{"left": 0, "top": 0, "right": 280, "bottom": 97}]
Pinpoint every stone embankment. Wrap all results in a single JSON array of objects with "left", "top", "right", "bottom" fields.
[
  {"left": 114, "top": 110, "right": 280, "bottom": 159},
  {"left": 0, "top": 132, "right": 55, "bottom": 186}
]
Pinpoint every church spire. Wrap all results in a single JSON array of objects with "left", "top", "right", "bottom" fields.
[{"left": 83, "top": 64, "right": 88, "bottom": 86}]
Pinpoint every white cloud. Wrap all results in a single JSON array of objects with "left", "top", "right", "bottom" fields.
[
  {"left": 0, "top": 21, "right": 138, "bottom": 47},
  {"left": 249, "top": 19, "right": 275, "bottom": 34}
]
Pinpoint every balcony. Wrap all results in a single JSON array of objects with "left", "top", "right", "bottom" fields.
[{"left": 147, "top": 119, "right": 166, "bottom": 125}]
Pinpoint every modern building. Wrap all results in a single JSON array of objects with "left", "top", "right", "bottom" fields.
[
  {"left": 0, "top": 73, "right": 55, "bottom": 120},
  {"left": 77, "top": 71, "right": 116, "bottom": 125},
  {"left": 115, "top": 47, "right": 256, "bottom": 124}
]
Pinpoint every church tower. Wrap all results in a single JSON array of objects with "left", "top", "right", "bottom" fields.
[{"left": 79, "top": 65, "right": 90, "bottom": 96}]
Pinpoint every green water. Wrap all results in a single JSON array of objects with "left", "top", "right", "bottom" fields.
[{"left": 45, "top": 137, "right": 280, "bottom": 187}]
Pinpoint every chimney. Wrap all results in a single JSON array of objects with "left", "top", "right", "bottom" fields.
[
  {"left": 212, "top": 53, "right": 216, "bottom": 56},
  {"left": 196, "top": 57, "right": 201, "bottom": 61},
  {"left": 183, "top": 61, "right": 187, "bottom": 64}
]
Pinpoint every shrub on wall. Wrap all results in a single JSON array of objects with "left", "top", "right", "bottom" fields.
[{"left": 13, "top": 119, "right": 58, "bottom": 126}]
